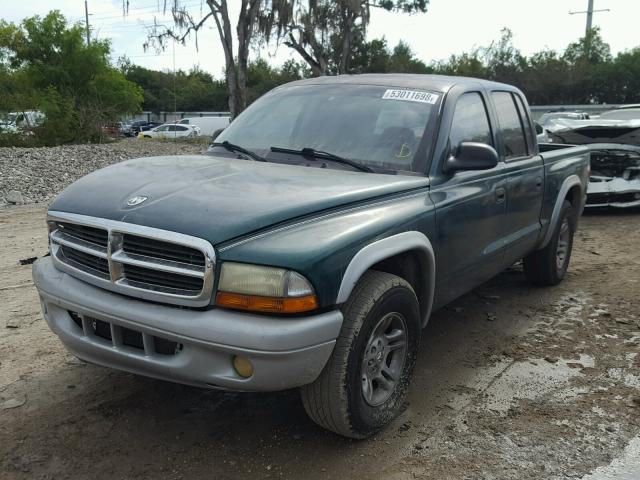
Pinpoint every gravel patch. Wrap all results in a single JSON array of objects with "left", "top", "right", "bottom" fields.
[{"left": 0, "top": 139, "right": 206, "bottom": 207}]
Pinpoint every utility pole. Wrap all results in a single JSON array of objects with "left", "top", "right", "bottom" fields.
[
  {"left": 569, "top": 0, "right": 610, "bottom": 37},
  {"left": 84, "top": 0, "right": 91, "bottom": 45}
]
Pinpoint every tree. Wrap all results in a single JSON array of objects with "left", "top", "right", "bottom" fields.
[
  {"left": 481, "top": 28, "right": 526, "bottom": 85},
  {"left": 348, "top": 37, "right": 429, "bottom": 74},
  {"left": 142, "top": 0, "right": 270, "bottom": 118},
  {"left": 267, "top": 0, "right": 429, "bottom": 76},
  {"left": 0, "top": 11, "right": 142, "bottom": 144},
  {"left": 564, "top": 27, "right": 612, "bottom": 65}
]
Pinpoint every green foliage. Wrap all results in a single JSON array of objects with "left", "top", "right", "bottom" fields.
[
  {"left": 0, "top": 11, "right": 142, "bottom": 145},
  {"left": 431, "top": 27, "right": 640, "bottom": 105},
  {"left": 121, "top": 58, "right": 307, "bottom": 112},
  {"left": 121, "top": 62, "right": 229, "bottom": 112},
  {"left": 270, "top": 0, "right": 429, "bottom": 75},
  {"left": 349, "top": 37, "right": 430, "bottom": 74}
]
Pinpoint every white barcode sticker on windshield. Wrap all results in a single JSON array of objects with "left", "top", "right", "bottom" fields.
[{"left": 382, "top": 89, "right": 439, "bottom": 104}]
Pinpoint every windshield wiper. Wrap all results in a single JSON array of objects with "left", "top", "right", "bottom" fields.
[
  {"left": 211, "top": 141, "right": 267, "bottom": 162},
  {"left": 270, "top": 146, "right": 374, "bottom": 173}
]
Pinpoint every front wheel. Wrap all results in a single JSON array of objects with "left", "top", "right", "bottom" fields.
[
  {"left": 523, "top": 200, "right": 575, "bottom": 286},
  {"left": 301, "top": 270, "right": 420, "bottom": 438}
]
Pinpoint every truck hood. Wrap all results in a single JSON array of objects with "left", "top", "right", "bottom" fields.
[{"left": 49, "top": 155, "right": 429, "bottom": 245}]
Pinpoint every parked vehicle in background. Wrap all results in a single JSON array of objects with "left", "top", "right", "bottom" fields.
[
  {"left": 598, "top": 108, "right": 640, "bottom": 121},
  {"left": 586, "top": 144, "right": 640, "bottom": 208},
  {"left": 176, "top": 116, "right": 230, "bottom": 136},
  {"left": 33, "top": 74, "right": 589, "bottom": 439},
  {"left": 538, "top": 115, "right": 640, "bottom": 208},
  {"left": 537, "top": 111, "right": 590, "bottom": 127},
  {"left": 101, "top": 122, "right": 124, "bottom": 138},
  {"left": 126, "top": 120, "right": 162, "bottom": 137},
  {"left": 138, "top": 123, "right": 200, "bottom": 139},
  {"left": 613, "top": 104, "right": 640, "bottom": 110},
  {"left": 0, "top": 110, "right": 45, "bottom": 133}
]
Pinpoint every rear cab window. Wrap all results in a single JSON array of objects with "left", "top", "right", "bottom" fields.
[{"left": 491, "top": 91, "right": 529, "bottom": 160}]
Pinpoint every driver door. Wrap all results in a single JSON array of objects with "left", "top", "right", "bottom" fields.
[{"left": 429, "top": 91, "right": 508, "bottom": 306}]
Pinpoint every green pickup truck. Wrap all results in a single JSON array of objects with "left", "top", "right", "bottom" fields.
[{"left": 33, "top": 74, "right": 589, "bottom": 438}]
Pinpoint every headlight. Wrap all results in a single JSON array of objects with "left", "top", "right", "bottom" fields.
[{"left": 216, "top": 262, "right": 318, "bottom": 314}]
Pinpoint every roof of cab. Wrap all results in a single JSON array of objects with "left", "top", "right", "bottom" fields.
[{"left": 282, "top": 73, "right": 519, "bottom": 94}]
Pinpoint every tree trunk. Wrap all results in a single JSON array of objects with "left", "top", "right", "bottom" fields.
[
  {"left": 338, "top": 12, "right": 354, "bottom": 74},
  {"left": 236, "top": 0, "right": 262, "bottom": 114},
  {"left": 208, "top": 0, "right": 261, "bottom": 119},
  {"left": 208, "top": 0, "right": 239, "bottom": 117}
]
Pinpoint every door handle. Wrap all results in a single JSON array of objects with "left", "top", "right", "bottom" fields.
[
  {"left": 535, "top": 177, "right": 543, "bottom": 189},
  {"left": 495, "top": 187, "right": 506, "bottom": 204}
]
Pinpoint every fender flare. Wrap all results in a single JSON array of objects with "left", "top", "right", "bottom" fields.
[
  {"left": 539, "top": 174, "right": 582, "bottom": 249},
  {"left": 336, "top": 231, "right": 435, "bottom": 328}
]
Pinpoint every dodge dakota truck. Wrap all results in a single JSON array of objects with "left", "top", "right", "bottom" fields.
[{"left": 33, "top": 74, "right": 589, "bottom": 438}]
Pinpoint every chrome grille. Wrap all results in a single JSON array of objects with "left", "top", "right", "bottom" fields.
[{"left": 48, "top": 211, "right": 215, "bottom": 307}]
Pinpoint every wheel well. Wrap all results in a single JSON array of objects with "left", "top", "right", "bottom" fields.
[
  {"left": 370, "top": 249, "right": 431, "bottom": 324},
  {"left": 566, "top": 184, "right": 582, "bottom": 225},
  {"left": 566, "top": 185, "right": 581, "bottom": 207}
]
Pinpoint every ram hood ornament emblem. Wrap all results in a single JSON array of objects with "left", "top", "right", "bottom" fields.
[{"left": 126, "top": 195, "right": 148, "bottom": 206}]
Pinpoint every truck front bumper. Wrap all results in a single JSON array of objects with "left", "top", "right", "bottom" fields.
[{"left": 33, "top": 257, "right": 342, "bottom": 391}]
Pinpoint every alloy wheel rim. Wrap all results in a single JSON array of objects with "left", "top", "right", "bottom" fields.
[
  {"left": 360, "top": 312, "right": 408, "bottom": 407},
  {"left": 556, "top": 217, "right": 570, "bottom": 270}
]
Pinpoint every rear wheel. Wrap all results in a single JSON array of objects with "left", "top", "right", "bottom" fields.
[
  {"left": 301, "top": 270, "right": 420, "bottom": 438},
  {"left": 523, "top": 200, "right": 575, "bottom": 286}
]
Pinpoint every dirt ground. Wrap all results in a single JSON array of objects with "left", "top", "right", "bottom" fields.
[{"left": 1, "top": 205, "right": 639, "bottom": 480}]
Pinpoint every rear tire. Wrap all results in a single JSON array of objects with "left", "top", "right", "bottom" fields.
[
  {"left": 301, "top": 270, "right": 420, "bottom": 438},
  {"left": 523, "top": 200, "right": 575, "bottom": 286}
]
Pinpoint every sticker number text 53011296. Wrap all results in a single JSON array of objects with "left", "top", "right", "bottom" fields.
[{"left": 382, "top": 89, "right": 439, "bottom": 104}]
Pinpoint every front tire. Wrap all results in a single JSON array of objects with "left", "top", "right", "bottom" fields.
[
  {"left": 301, "top": 270, "right": 420, "bottom": 438},
  {"left": 523, "top": 200, "right": 575, "bottom": 286}
]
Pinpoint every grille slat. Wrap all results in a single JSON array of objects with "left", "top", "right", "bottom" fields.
[
  {"left": 122, "top": 235, "right": 205, "bottom": 267},
  {"left": 60, "top": 245, "right": 110, "bottom": 277},
  {"left": 58, "top": 222, "right": 108, "bottom": 247},
  {"left": 49, "top": 215, "right": 214, "bottom": 306},
  {"left": 123, "top": 264, "right": 204, "bottom": 292}
]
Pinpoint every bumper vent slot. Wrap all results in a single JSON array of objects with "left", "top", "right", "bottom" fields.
[{"left": 69, "top": 311, "right": 180, "bottom": 356}]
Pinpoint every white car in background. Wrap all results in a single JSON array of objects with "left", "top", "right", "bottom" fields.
[
  {"left": 176, "top": 116, "right": 230, "bottom": 136},
  {"left": 138, "top": 123, "right": 200, "bottom": 139}
]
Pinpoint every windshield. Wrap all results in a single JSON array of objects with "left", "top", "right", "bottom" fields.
[{"left": 213, "top": 84, "right": 441, "bottom": 173}]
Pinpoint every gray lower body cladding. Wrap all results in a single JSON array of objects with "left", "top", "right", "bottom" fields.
[{"left": 33, "top": 257, "right": 342, "bottom": 391}]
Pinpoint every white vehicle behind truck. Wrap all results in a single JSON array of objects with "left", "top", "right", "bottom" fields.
[{"left": 176, "top": 116, "right": 230, "bottom": 136}]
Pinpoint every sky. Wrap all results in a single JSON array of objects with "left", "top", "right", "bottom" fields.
[{"left": 2, "top": 0, "right": 639, "bottom": 78}]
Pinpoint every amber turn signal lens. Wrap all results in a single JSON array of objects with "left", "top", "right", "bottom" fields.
[{"left": 216, "top": 292, "right": 318, "bottom": 314}]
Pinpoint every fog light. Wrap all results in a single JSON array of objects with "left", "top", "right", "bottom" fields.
[
  {"left": 634, "top": 192, "right": 640, "bottom": 200},
  {"left": 233, "top": 356, "right": 254, "bottom": 378}
]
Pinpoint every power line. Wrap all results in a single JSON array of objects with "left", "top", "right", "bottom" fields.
[{"left": 74, "top": 1, "right": 204, "bottom": 22}]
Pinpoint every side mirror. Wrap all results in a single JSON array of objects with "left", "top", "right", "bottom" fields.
[
  {"left": 534, "top": 122, "right": 544, "bottom": 135},
  {"left": 443, "top": 142, "right": 499, "bottom": 173},
  {"left": 212, "top": 128, "right": 225, "bottom": 141}
]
